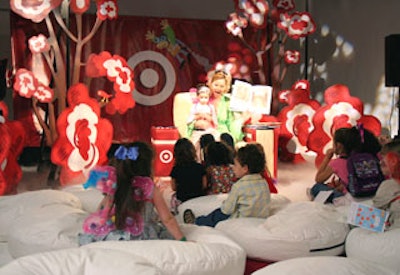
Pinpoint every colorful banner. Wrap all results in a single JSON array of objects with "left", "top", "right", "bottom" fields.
[{"left": 11, "top": 12, "right": 269, "bottom": 145}]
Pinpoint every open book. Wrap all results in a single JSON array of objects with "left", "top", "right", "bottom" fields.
[
  {"left": 229, "top": 80, "right": 272, "bottom": 114},
  {"left": 347, "top": 202, "right": 389, "bottom": 232}
]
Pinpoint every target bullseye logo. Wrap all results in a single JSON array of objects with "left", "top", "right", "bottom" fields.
[
  {"left": 159, "top": 149, "right": 173, "bottom": 164},
  {"left": 127, "top": 50, "right": 176, "bottom": 106}
]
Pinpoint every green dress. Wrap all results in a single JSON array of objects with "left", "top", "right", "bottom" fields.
[{"left": 187, "top": 94, "right": 244, "bottom": 142}]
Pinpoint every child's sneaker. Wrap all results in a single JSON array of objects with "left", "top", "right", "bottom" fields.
[
  {"left": 183, "top": 209, "right": 196, "bottom": 224},
  {"left": 306, "top": 188, "right": 314, "bottom": 201}
]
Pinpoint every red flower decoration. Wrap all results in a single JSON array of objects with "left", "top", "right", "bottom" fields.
[
  {"left": 13, "top": 69, "right": 38, "bottom": 98},
  {"left": 51, "top": 83, "right": 113, "bottom": 185},
  {"left": 273, "top": 0, "right": 295, "bottom": 12},
  {"left": 277, "top": 84, "right": 320, "bottom": 163},
  {"left": 28, "top": 34, "right": 50, "bottom": 54},
  {"left": 0, "top": 120, "right": 26, "bottom": 195},
  {"left": 34, "top": 84, "right": 54, "bottom": 103},
  {"left": 278, "top": 12, "right": 316, "bottom": 39},
  {"left": 284, "top": 50, "right": 300, "bottom": 64},
  {"left": 85, "top": 51, "right": 111, "bottom": 78},
  {"left": 96, "top": 0, "right": 118, "bottom": 21},
  {"left": 70, "top": 0, "right": 90, "bottom": 14},
  {"left": 10, "top": 0, "right": 62, "bottom": 23},
  {"left": 307, "top": 84, "right": 382, "bottom": 166},
  {"left": 236, "top": 0, "right": 269, "bottom": 29},
  {"left": 0, "top": 101, "right": 9, "bottom": 120},
  {"left": 226, "top": 12, "right": 248, "bottom": 38},
  {"left": 103, "top": 55, "right": 135, "bottom": 94},
  {"left": 86, "top": 52, "right": 135, "bottom": 115}
]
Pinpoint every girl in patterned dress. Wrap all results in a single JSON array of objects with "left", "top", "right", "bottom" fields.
[
  {"left": 79, "top": 142, "right": 186, "bottom": 245},
  {"left": 206, "top": 141, "right": 237, "bottom": 194}
]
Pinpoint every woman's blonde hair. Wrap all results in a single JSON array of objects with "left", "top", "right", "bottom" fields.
[{"left": 206, "top": 70, "right": 232, "bottom": 94}]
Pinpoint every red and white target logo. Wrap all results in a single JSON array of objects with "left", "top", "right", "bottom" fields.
[
  {"left": 159, "top": 149, "right": 173, "bottom": 164},
  {"left": 127, "top": 51, "right": 176, "bottom": 106}
]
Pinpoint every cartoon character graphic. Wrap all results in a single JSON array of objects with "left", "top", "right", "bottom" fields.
[{"left": 146, "top": 20, "right": 190, "bottom": 68}]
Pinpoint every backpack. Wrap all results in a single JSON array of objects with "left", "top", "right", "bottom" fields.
[{"left": 346, "top": 152, "right": 385, "bottom": 197}]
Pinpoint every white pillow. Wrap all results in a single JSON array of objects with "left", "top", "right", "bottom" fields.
[
  {"left": 176, "top": 194, "right": 228, "bottom": 223},
  {"left": 216, "top": 201, "right": 349, "bottom": 261},
  {"left": 0, "top": 190, "right": 82, "bottom": 241},
  {"left": 7, "top": 204, "right": 87, "bottom": 258},
  {"left": 0, "top": 241, "right": 13, "bottom": 266},
  {"left": 0, "top": 247, "right": 161, "bottom": 275},
  {"left": 84, "top": 224, "right": 246, "bottom": 275},
  {"left": 176, "top": 193, "right": 290, "bottom": 223},
  {"left": 345, "top": 228, "right": 400, "bottom": 273},
  {"left": 62, "top": 185, "right": 104, "bottom": 213},
  {"left": 252, "top": 256, "right": 394, "bottom": 275}
]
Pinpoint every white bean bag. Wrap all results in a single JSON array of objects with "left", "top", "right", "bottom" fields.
[
  {"left": 3, "top": 224, "right": 246, "bottom": 275},
  {"left": 85, "top": 224, "right": 246, "bottom": 275},
  {"left": 176, "top": 193, "right": 291, "bottom": 224},
  {"left": 7, "top": 203, "right": 87, "bottom": 258},
  {"left": 0, "top": 190, "right": 82, "bottom": 241},
  {"left": 0, "top": 241, "right": 12, "bottom": 267},
  {"left": 345, "top": 228, "right": 400, "bottom": 274},
  {"left": 216, "top": 201, "right": 350, "bottom": 261},
  {"left": 61, "top": 185, "right": 104, "bottom": 213},
  {"left": 176, "top": 194, "right": 228, "bottom": 223},
  {"left": 251, "top": 256, "right": 395, "bottom": 275},
  {"left": 0, "top": 247, "right": 162, "bottom": 275}
]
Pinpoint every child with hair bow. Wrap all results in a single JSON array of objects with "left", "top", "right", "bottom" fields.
[{"left": 79, "top": 141, "right": 186, "bottom": 244}]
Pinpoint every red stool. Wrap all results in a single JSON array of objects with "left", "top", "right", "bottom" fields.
[{"left": 151, "top": 126, "right": 179, "bottom": 177}]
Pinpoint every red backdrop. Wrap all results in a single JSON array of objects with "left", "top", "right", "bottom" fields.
[{"left": 11, "top": 12, "right": 270, "bottom": 145}]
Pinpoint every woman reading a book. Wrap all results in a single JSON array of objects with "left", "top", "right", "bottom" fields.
[{"left": 204, "top": 70, "right": 245, "bottom": 142}]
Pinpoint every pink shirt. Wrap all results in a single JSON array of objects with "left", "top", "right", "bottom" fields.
[{"left": 329, "top": 157, "right": 349, "bottom": 184}]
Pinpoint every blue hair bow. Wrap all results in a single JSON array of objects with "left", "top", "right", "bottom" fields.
[{"left": 114, "top": 146, "right": 139, "bottom": 160}]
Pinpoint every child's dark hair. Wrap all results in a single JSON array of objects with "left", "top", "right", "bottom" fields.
[
  {"left": 112, "top": 141, "right": 154, "bottom": 230},
  {"left": 206, "top": 141, "right": 233, "bottom": 166},
  {"left": 334, "top": 126, "right": 381, "bottom": 155},
  {"left": 200, "top": 134, "right": 215, "bottom": 149},
  {"left": 220, "top": 133, "right": 234, "bottom": 150},
  {"left": 236, "top": 143, "right": 266, "bottom": 174},
  {"left": 173, "top": 138, "right": 197, "bottom": 165}
]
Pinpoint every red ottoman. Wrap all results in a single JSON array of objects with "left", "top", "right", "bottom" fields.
[{"left": 151, "top": 127, "right": 179, "bottom": 177}]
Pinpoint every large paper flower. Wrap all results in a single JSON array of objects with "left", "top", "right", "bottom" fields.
[
  {"left": 0, "top": 120, "right": 26, "bottom": 195},
  {"left": 13, "top": 69, "right": 38, "bottom": 98},
  {"left": 13, "top": 68, "right": 54, "bottom": 103},
  {"left": 277, "top": 81, "right": 320, "bottom": 163},
  {"left": 28, "top": 34, "right": 50, "bottom": 54},
  {"left": 10, "top": 0, "right": 62, "bottom": 23},
  {"left": 51, "top": 83, "right": 113, "bottom": 185},
  {"left": 96, "top": 0, "right": 118, "bottom": 21},
  {"left": 70, "top": 0, "right": 90, "bottom": 14},
  {"left": 278, "top": 12, "right": 316, "bottom": 39},
  {"left": 284, "top": 50, "right": 300, "bottom": 64},
  {"left": 34, "top": 84, "right": 54, "bottom": 103},
  {"left": 273, "top": 0, "right": 295, "bottom": 12},
  {"left": 86, "top": 51, "right": 135, "bottom": 114},
  {"left": 307, "top": 84, "right": 382, "bottom": 166},
  {"left": 236, "top": 0, "right": 269, "bottom": 29},
  {"left": 226, "top": 12, "right": 248, "bottom": 38},
  {"left": 103, "top": 56, "right": 135, "bottom": 94}
]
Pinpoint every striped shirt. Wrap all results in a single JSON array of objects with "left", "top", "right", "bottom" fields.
[{"left": 221, "top": 174, "right": 271, "bottom": 218}]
